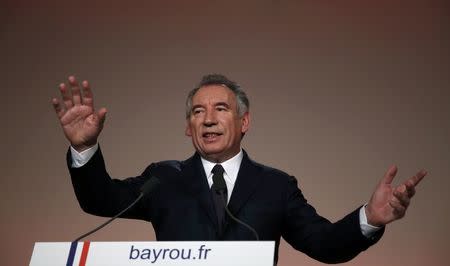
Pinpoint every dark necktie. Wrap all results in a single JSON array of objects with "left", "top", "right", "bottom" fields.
[{"left": 211, "top": 164, "right": 228, "bottom": 237}]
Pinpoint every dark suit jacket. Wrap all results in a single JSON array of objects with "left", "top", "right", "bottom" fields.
[{"left": 68, "top": 147, "right": 383, "bottom": 263}]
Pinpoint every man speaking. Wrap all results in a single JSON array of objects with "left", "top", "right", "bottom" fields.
[{"left": 51, "top": 74, "right": 427, "bottom": 264}]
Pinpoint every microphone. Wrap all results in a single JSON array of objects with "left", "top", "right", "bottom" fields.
[
  {"left": 212, "top": 176, "right": 260, "bottom": 241},
  {"left": 73, "top": 176, "right": 160, "bottom": 242}
]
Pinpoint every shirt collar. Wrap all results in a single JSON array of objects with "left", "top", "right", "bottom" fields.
[{"left": 200, "top": 149, "right": 243, "bottom": 186}]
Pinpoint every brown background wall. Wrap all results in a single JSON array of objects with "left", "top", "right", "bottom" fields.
[{"left": 2, "top": 0, "right": 449, "bottom": 265}]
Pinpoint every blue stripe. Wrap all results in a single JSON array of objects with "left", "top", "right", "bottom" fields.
[{"left": 66, "top": 241, "right": 78, "bottom": 266}]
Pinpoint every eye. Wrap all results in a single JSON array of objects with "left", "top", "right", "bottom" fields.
[
  {"left": 216, "top": 106, "right": 227, "bottom": 111},
  {"left": 192, "top": 108, "right": 204, "bottom": 115}
]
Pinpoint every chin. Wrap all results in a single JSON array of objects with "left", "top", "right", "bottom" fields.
[
  {"left": 200, "top": 143, "right": 224, "bottom": 153},
  {"left": 203, "top": 149, "right": 225, "bottom": 157},
  {"left": 201, "top": 149, "right": 226, "bottom": 159}
]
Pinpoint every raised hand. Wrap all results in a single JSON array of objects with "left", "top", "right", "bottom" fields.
[
  {"left": 365, "top": 165, "right": 427, "bottom": 226},
  {"left": 52, "top": 76, "right": 107, "bottom": 152}
]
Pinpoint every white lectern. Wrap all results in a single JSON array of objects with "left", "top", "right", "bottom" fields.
[{"left": 30, "top": 241, "right": 275, "bottom": 266}]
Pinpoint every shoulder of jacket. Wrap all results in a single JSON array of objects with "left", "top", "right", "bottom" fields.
[{"left": 141, "top": 160, "right": 183, "bottom": 177}]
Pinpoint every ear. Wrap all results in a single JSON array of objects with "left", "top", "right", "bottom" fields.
[
  {"left": 185, "top": 122, "right": 192, "bottom": 137},
  {"left": 240, "top": 112, "right": 250, "bottom": 134}
]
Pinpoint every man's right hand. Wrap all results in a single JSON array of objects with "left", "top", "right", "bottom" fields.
[{"left": 52, "top": 76, "right": 107, "bottom": 152}]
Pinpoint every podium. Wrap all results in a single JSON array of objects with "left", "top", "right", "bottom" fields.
[{"left": 30, "top": 241, "right": 275, "bottom": 265}]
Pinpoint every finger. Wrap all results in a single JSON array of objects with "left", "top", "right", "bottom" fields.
[
  {"left": 389, "top": 199, "right": 406, "bottom": 218},
  {"left": 69, "top": 76, "right": 82, "bottom": 106},
  {"left": 410, "top": 169, "right": 427, "bottom": 186},
  {"left": 59, "top": 82, "right": 73, "bottom": 109},
  {"left": 393, "top": 185, "right": 411, "bottom": 208},
  {"left": 404, "top": 180, "right": 416, "bottom": 198},
  {"left": 81, "top": 80, "right": 94, "bottom": 108},
  {"left": 381, "top": 165, "right": 398, "bottom": 185},
  {"left": 51, "top": 98, "right": 65, "bottom": 118}
]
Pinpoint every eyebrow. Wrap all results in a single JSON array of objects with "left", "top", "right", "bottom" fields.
[
  {"left": 191, "top": 104, "right": 204, "bottom": 111},
  {"left": 215, "top": 102, "right": 230, "bottom": 108},
  {"left": 191, "top": 102, "right": 231, "bottom": 111}
]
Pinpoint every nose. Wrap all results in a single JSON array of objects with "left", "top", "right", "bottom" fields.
[{"left": 203, "top": 109, "right": 217, "bottom": 127}]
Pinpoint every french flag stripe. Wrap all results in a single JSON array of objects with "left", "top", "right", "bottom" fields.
[
  {"left": 66, "top": 242, "right": 91, "bottom": 266},
  {"left": 79, "top": 242, "right": 91, "bottom": 266},
  {"left": 66, "top": 241, "right": 78, "bottom": 266}
]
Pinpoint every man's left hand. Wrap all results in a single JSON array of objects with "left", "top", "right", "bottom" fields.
[{"left": 365, "top": 165, "right": 427, "bottom": 227}]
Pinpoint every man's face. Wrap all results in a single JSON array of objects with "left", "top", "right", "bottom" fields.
[{"left": 185, "top": 85, "right": 250, "bottom": 163}]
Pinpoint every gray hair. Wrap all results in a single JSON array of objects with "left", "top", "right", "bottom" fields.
[{"left": 185, "top": 74, "right": 250, "bottom": 119}]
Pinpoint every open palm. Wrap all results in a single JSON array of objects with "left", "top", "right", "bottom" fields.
[{"left": 52, "top": 76, "right": 107, "bottom": 151}]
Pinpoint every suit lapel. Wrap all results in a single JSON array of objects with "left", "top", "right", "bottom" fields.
[
  {"left": 181, "top": 151, "right": 262, "bottom": 235},
  {"left": 182, "top": 153, "right": 218, "bottom": 229},
  {"left": 227, "top": 150, "right": 262, "bottom": 216}
]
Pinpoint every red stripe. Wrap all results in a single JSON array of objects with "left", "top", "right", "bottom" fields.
[{"left": 78, "top": 241, "right": 90, "bottom": 266}]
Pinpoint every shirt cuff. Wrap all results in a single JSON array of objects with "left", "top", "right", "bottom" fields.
[
  {"left": 359, "top": 204, "right": 382, "bottom": 238},
  {"left": 70, "top": 143, "right": 99, "bottom": 168}
]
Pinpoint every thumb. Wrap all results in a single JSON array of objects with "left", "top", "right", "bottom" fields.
[
  {"left": 97, "top": 107, "right": 107, "bottom": 126},
  {"left": 381, "top": 165, "right": 398, "bottom": 184}
]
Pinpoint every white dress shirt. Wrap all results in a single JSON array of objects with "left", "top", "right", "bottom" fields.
[{"left": 200, "top": 149, "right": 243, "bottom": 204}]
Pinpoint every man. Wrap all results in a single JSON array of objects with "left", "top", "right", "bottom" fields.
[{"left": 52, "top": 74, "right": 427, "bottom": 264}]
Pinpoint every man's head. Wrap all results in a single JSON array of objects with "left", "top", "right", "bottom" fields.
[{"left": 185, "top": 74, "right": 250, "bottom": 163}]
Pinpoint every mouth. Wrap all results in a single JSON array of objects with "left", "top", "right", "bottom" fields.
[{"left": 202, "top": 132, "right": 223, "bottom": 141}]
